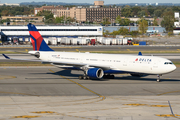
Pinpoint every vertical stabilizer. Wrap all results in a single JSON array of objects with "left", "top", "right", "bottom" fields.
[{"left": 27, "top": 23, "right": 54, "bottom": 51}]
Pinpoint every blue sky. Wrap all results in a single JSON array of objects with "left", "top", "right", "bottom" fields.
[{"left": 1, "top": 0, "right": 180, "bottom": 4}]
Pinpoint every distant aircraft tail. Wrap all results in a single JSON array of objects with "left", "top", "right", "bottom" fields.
[{"left": 27, "top": 23, "right": 54, "bottom": 51}]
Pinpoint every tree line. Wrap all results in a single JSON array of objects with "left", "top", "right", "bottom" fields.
[
  {"left": 0, "top": 5, "right": 179, "bottom": 18},
  {"left": 120, "top": 5, "right": 180, "bottom": 18},
  {"left": 104, "top": 18, "right": 148, "bottom": 36},
  {"left": 0, "top": 5, "right": 34, "bottom": 16},
  {"left": 0, "top": 5, "right": 178, "bottom": 33}
]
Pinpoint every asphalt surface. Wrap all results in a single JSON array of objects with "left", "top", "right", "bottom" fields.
[
  {"left": 0, "top": 67, "right": 180, "bottom": 120},
  {"left": 0, "top": 46, "right": 180, "bottom": 120},
  {"left": 0, "top": 67, "right": 180, "bottom": 96}
]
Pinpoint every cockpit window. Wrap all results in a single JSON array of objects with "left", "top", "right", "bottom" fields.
[{"left": 164, "top": 62, "right": 173, "bottom": 65}]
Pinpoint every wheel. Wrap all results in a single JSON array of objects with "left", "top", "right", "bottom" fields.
[
  {"left": 83, "top": 76, "right": 87, "bottom": 80},
  {"left": 157, "top": 79, "right": 160, "bottom": 82},
  {"left": 79, "top": 76, "right": 83, "bottom": 80},
  {"left": 86, "top": 76, "right": 90, "bottom": 79},
  {"left": 110, "top": 75, "right": 115, "bottom": 79},
  {"left": 103, "top": 75, "right": 107, "bottom": 79}
]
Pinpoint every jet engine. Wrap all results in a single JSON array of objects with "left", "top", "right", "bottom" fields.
[{"left": 87, "top": 68, "right": 104, "bottom": 79}]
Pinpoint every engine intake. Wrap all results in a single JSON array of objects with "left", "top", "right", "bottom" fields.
[{"left": 87, "top": 68, "right": 104, "bottom": 79}]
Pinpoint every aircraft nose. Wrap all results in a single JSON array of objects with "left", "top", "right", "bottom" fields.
[
  {"left": 173, "top": 65, "right": 176, "bottom": 71},
  {"left": 170, "top": 65, "right": 176, "bottom": 72}
]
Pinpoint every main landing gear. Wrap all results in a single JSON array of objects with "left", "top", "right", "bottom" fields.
[
  {"left": 157, "top": 74, "right": 162, "bottom": 82},
  {"left": 79, "top": 75, "right": 115, "bottom": 80},
  {"left": 79, "top": 71, "right": 90, "bottom": 80},
  {"left": 79, "top": 75, "right": 90, "bottom": 80}
]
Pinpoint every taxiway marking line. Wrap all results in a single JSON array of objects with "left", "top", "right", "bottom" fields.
[
  {"left": 49, "top": 69, "right": 105, "bottom": 100},
  {"left": 156, "top": 114, "right": 180, "bottom": 119},
  {"left": 30, "top": 111, "right": 96, "bottom": 120},
  {"left": 0, "top": 75, "right": 16, "bottom": 80},
  {"left": 124, "top": 103, "right": 169, "bottom": 107},
  {"left": 12, "top": 115, "right": 41, "bottom": 119},
  {"left": 157, "top": 90, "right": 180, "bottom": 96}
]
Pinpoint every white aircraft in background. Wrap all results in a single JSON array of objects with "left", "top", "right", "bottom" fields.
[{"left": 2, "top": 23, "right": 176, "bottom": 82}]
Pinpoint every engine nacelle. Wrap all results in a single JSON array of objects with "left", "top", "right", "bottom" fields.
[{"left": 87, "top": 68, "right": 104, "bottom": 79}]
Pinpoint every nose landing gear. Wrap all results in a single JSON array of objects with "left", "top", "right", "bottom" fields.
[{"left": 157, "top": 74, "right": 162, "bottom": 82}]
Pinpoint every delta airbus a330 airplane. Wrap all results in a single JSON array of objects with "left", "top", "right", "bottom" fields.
[{"left": 3, "top": 23, "right": 176, "bottom": 82}]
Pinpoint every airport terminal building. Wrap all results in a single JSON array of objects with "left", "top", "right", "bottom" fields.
[{"left": 0, "top": 25, "right": 103, "bottom": 42}]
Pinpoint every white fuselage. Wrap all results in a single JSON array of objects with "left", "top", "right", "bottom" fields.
[{"left": 32, "top": 51, "right": 176, "bottom": 75}]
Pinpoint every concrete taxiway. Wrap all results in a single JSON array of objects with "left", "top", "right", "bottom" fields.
[{"left": 0, "top": 66, "right": 180, "bottom": 120}]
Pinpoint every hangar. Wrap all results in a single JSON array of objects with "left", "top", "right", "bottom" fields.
[{"left": 0, "top": 25, "right": 103, "bottom": 42}]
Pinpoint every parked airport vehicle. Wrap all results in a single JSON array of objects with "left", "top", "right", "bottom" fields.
[{"left": 2, "top": 23, "right": 176, "bottom": 82}]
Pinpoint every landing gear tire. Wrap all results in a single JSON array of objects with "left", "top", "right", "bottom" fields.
[
  {"left": 79, "top": 76, "right": 89, "bottom": 80},
  {"left": 79, "top": 76, "right": 83, "bottom": 80},
  {"left": 110, "top": 75, "right": 115, "bottom": 79},
  {"left": 83, "top": 76, "right": 89, "bottom": 80}
]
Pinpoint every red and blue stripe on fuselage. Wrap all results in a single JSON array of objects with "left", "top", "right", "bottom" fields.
[{"left": 27, "top": 23, "right": 54, "bottom": 51}]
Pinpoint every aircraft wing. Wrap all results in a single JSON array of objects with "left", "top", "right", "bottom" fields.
[
  {"left": 2, "top": 54, "right": 112, "bottom": 70},
  {"left": 2, "top": 54, "right": 86, "bottom": 66}
]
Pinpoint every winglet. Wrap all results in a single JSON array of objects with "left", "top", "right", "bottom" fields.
[
  {"left": 2, "top": 54, "right": 10, "bottom": 59},
  {"left": 138, "top": 52, "right": 142, "bottom": 56}
]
